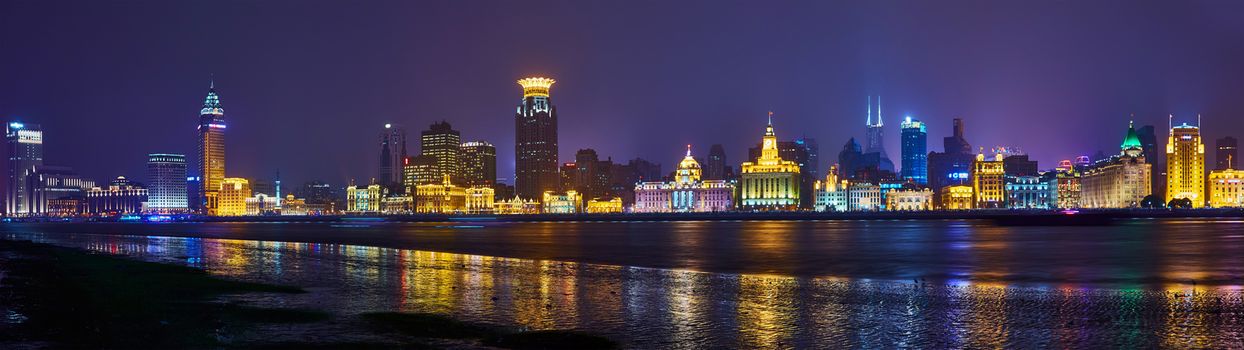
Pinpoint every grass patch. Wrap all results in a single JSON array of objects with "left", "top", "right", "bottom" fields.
[
  {"left": 361, "top": 312, "right": 496, "bottom": 339},
  {"left": 485, "top": 330, "right": 618, "bottom": 350},
  {"left": 0, "top": 240, "right": 304, "bottom": 348}
]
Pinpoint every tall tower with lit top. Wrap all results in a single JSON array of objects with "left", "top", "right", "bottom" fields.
[
  {"left": 865, "top": 96, "right": 895, "bottom": 173},
  {"left": 197, "top": 79, "right": 226, "bottom": 214},
  {"left": 1166, "top": 115, "right": 1205, "bottom": 207},
  {"left": 514, "top": 77, "right": 559, "bottom": 201}
]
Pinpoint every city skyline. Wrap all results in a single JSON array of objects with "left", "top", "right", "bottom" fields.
[{"left": 3, "top": 1, "right": 1244, "bottom": 188}]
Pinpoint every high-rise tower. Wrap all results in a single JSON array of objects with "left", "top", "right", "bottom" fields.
[
  {"left": 5, "top": 122, "right": 43, "bottom": 215},
  {"left": 197, "top": 81, "right": 226, "bottom": 214},
  {"left": 460, "top": 141, "right": 497, "bottom": 187},
  {"left": 865, "top": 96, "right": 895, "bottom": 173},
  {"left": 421, "top": 121, "right": 461, "bottom": 184},
  {"left": 705, "top": 144, "right": 727, "bottom": 180},
  {"left": 1216, "top": 136, "right": 1238, "bottom": 170},
  {"left": 1166, "top": 115, "right": 1205, "bottom": 207},
  {"left": 147, "top": 153, "right": 188, "bottom": 213},
  {"left": 514, "top": 77, "right": 559, "bottom": 201},
  {"left": 900, "top": 116, "right": 928, "bottom": 185},
  {"left": 378, "top": 123, "right": 408, "bottom": 192}
]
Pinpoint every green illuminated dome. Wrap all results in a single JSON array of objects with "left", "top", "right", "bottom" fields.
[{"left": 1121, "top": 121, "right": 1143, "bottom": 155}]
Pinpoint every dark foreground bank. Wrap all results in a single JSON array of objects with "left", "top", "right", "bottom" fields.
[{"left": 0, "top": 240, "right": 616, "bottom": 349}]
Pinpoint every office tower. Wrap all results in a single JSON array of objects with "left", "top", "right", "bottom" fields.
[
  {"left": 566, "top": 149, "right": 614, "bottom": 201},
  {"left": 739, "top": 113, "right": 801, "bottom": 210},
  {"left": 1136, "top": 125, "right": 1162, "bottom": 200},
  {"left": 900, "top": 116, "right": 928, "bottom": 185},
  {"left": 927, "top": 118, "right": 974, "bottom": 205},
  {"left": 186, "top": 176, "right": 201, "bottom": 212},
  {"left": 633, "top": 145, "right": 735, "bottom": 213},
  {"left": 421, "top": 121, "right": 461, "bottom": 185},
  {"left": 459, "top": 141, "right": 497, "bottom": 187},
  {"left": 378, "top": 123, "right": 408, "bottom": 192},
  {"left": 972, "top": 151, "right": 1005, "bottom": 208},
  {"left": 1216, "top": 136, "right": 1238, "bottom": 170},
  {"left": 197, "top": 81, "right": 226, "bottom": 214},
  {"left": 864, "top": 96, "right": 895, "bottom": 173},
  {"left": 28, "top": 165, "right": 93, "bottom": 216},
  {"left": 609, "top": 157, "right": 662, "bottom": 207},
  {"left": 404, "top": 154, "right": 440, "bottom": 189},
  {"left": 1166, "top": 116, "right": 1205, "bottom": 207},
  {"left": 5, "top": 121, "right": 43, "bottom": 215},
  {"left": 1080, "top": 121, "right": 1152, "bottom": 208},
  {"left": 146, "top": 153, "right": 188, "bottom": 213},
  {"left": 705, "top": 144, "right": 727, "bottom": 180},
  {"left": 514, "top": 77, "right": 559, "bottom": 201},
  {"left": 216, "top": 177, "right": 250, "bottom": 216}
]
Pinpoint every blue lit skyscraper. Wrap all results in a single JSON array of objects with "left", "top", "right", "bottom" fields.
[{"left": 900, "top": 116, "right": 928, "bottom": 185}]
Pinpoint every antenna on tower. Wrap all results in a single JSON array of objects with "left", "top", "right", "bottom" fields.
[
  {"left": 877, "top": 95, "right": 882, "bottom": 126},
  {"left": 1169, "top": 114, "right": 1173, "bottom": 131},
  {"left": 866, "top": 96, "right": 871, "bottom": 126},
  {"left": 1198, "top": 114, "right": 1202, "bottom": 128},
  {"left": 210, "top": 73, "right": 215, "bottom": 89}
]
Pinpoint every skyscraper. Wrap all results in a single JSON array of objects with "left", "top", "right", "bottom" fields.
[
  {"left": 514, "top": 77, "right": 559, "bottom": 201},
  {"left": 900, "top": 116, "right": 928, "bottom": 185},
  {"left": 1216, "top": 136, "right": 1238, "bottom": 170},
  {"left": 459, "top": 141, "right": 497, "bottom": 187},
  {"left": 1166, "top": 116, "right": 1205, "bottom": 207},
  {"left": 1136, "top": 125, "right": 1163, "bottom": 200},
  {"left": 705, "top": 144, "right": 727, "bottom": 180},
  {"left": 197, "top": 81, "right": 226, "bottom": 214},
  {"left": 927, "top": 118, "right": 974, "bottom": 203},
  {"left": 421, "top": 121, "right": 461, "bottom": 184},
  {"left": 146, "top": 153, "right": 188, "bottom": 213},
  {"left": 5, "top": 121, "right": 43, "bottom": 215},
  {"left": 378, "top": 123, "right": 407, "bottom": 192},
  {"left": 864, "top": 96, "right": 895, "bottom": 173}
]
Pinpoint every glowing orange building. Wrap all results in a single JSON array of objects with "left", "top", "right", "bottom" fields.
[{"left": 198, "top": 81, "right": 227, "bottom": 215}]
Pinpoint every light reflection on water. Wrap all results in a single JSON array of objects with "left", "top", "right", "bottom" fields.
[{"left": 6, "top": 230, "right": 1244, "bottom": 348}]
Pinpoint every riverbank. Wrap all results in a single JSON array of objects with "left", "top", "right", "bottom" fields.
[{"left": 0, "top": 240, "right": 616, "bottom": 349}]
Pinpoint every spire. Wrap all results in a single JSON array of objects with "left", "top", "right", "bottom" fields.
[
  {"left": 685, "top": 144, "right": 692, "bottom": 157},
  {"left": 866, "top": 96, "right": 871, "bottom": 126},
  {"left": 877, "top": 95, "right": 882, "bottom": 127},
  {"left": 767, "top": 111, "right": 773, "bottom": 126},
  {"left": 200, "top": 79, "right": 224, "bottom": 116},
  {"left": 210, "top": 73, "right": 215, "bottom": 90},
  {"left": 1198, "top": 114, "right": 1202, "bottom": 128}
]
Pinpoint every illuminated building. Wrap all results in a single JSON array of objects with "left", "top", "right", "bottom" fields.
[
  {"left": 515, "top": 77, "right": 559, "bottom": 201},
  {"left": 465, "top": 187, "right": 495, "bottom": 214},
  {"left": 403, "top": 154, "right": 440, "bottom": 191},
  {"left": 586, "top": 197, "right": 623, "bottom": 213},
  {"left": 1215, "top": 137, "right": 1238, "bottom": 170},
  {"left": 378, "top": 123, "right": 408, "bottom": 192},
  {"left": 542, "top": 190, "right": 581, "bottom": 214},
  {"left": 493, "top": 196, "right": 540, "bottom": 214},
  {"left": 813, "top": 166, "right": 848, "bottom": 212},
  {"left": 705, "top": 144, "right": 728, "bottom": 180},
  {"left": 280, "top": 195, "right": 308, "bottom": 216},
  {"left": 864, "top": 96, "right": 895, "bottom": 173},
  {"left": 1208, "top": 169, "right": 1244, "bottom": 208},
  {"left": 885, "top": 187, "right": 933, "bottom": 211},
  {"left": 86, "top": 176, "right": 148, "bottom": 215},
  {"left": 421, "top": 121, "right": 461, "bottom": 184},
  {"left": 610, "top": 157, "right": 663, "bottom": 207},
  {"left": 632, "top": 146, "right": 735, "bottom": 213},
  {"left": 215, "top": 177, "right": 249, "bottom": 216},
  {"left": 146, "top": 153, "right": 188, "bottom": 213},
  {"left": 380, "top": 195, "right": 414, "bottom": 214},
  {"left": 1081, "top": 121, "right": 1152, "bottom": 208},
  {"left": 940, "top": 185, "right": 974, "bottom": 210},
  {"left": 346, "top": 181, "right": 384, "bottom": 214},
  {"left": 927, "top": 118, "right": 974, "bottom": 203},
  {"left": 5, "top": 121, "right": 43, "bottom": 215},
  {"left": 564, "top": 149, "right": 615, "bottom": 201},
  {"left": 748, "top": 138, "right": 817, "bottom": 208},
  {"left": 847, "top": 182, "right": 881, "bottom": 211},
  {"left": 1005, "top": 175, "right": 1052, "bottom": 209},
  {"left": 1055, "top": 164, "right": 1082, "bottom": 208},
  {"left": 900, "top": 116, "right": 928, "bottom": 185},
  {"left": 971, "top": 151, "right": 1005, "bottom": 208},
  {"left": 414, "top": 175, "right": 466, "bottom": 214},
  {"left": 28, "top": 166, "right": 94, "bottom": 216},
  {"left": 1165, "top": 116, "right": 1205, "bottom": 207},
  {"left": 460, "top": 141, "right": 497, "bottom": 187},
  {"left": 244, "top": 193, "right": 279, "bottom": 216},
  {"left": 739, "top": 113, "right": 801, "bottom": 210},
  {"left": 197, "top": 81, "right": 226, "bottom": 214}
]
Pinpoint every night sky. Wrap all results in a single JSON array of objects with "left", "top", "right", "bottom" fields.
[{"left": 3, "top": 1, "right": 1243, "bottom": 188}]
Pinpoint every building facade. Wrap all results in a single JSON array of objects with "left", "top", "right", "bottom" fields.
[
  {"left": 940, "top": 185, "right": 974, "bottom": 210},
  {"left": 1055, "top": 167, "right": 1082, "bottom": 209},
  {"left": 1208, "top": 169, "right": 1244, "bottom": 208},
  {"left": 215, "top": 177, "right": 249, "bottom": 216},
  {"left": 346, "top": 182, "right": 384, "bottom": 214},
  {"left": 813, "top": 167, "right": 848, "bottom": 212},
  {"left": 972, "top": 152, "right": 1005, "bottom": 208},
  {"left": 900, "top": 116, "right": 928, "bottom": 185},
  {"left": 541, "top": 190, "right": 581, "bottom": 214},
  {"left": 515, "top": 77, "right": 559, "bottom": 201},
  {"left": 864, "top": 96, "right": 895, "bottom": 173},
  {"left": 631, "top": 146, "right": 734, "bottom": 213},
  {"left": 1005, "top": 175, "right": 1052, "bottom": 209},
  {"left": 378, "top": 123, "right": 408, "bottom": 192},
  {"left": 886, "top": 187, "right": 933, "bottom": 211},
  {"left": 86, "top": 176, "right": 148, "bottom": 215},
  {"left": 705, "top": 144, "right": 728, "bottom": 180},
  {"left": 197, "top": 83, "right": 226, "bottom": 215},
  {"left": 28, "top": 166, "right": 93, "bottom": 216},
  {"left": 739, "top": 114, "right": 801, "bottom": 210},
  {"left": 1081, "top": 122, "right": 1151, "bottom": 208},
  {"left": 414, "top": 176, "right": 467, "bottom": 214},
  {"left": 465, "top": 187, "right": 495, "bottom": 214},
  {"left": 928, "top": 118, "right": 974, "bottom": 204},
  {"left": 1216, "top": 136, "right": 1238, "bottom": 170},
  {"left": 5, "top": 121, "right": 43, "bottom": 215},
  {"left": 422, "top": 121, "right": 461, "bottom": 184},
  {"left": 146, "top": 153, "right": 188, "bottom": 213},
  {"left": 586, "top": 197, "right": 623, "bottom": 213},
  {"left": 244, "top": 193, "right": 279, "bottom": 216},
  {"left": 847, "top": 182, "right": 882, "bottom": 211},
  {"left": 460, "top": 141, "right": 497, "bottom": 187},
  {"left": 1166, "top": 119, "right": 1205, "bottom": 207}
]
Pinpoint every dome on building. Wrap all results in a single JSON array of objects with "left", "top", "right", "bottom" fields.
[
  {"left": 1121, "top": 121, "right": 1144, "bottom": 157},
  {"left": 678, "top": 145, "right": 701, "bottom": 170}
]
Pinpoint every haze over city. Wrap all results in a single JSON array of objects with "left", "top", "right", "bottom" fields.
[{"left": 4, "top": 1, "right": 1243, "bottom": 186}]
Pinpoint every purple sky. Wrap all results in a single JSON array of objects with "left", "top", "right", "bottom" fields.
[{"left": 2, "top": 1, "right": 1243, "bottom": 187}]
